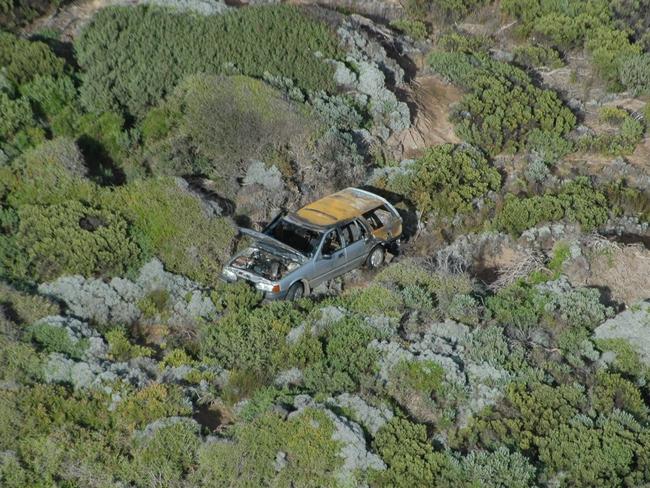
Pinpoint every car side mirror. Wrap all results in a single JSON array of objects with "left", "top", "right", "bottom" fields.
[{"left": 321, "top": 253, "right": 332, "bottom": 260}]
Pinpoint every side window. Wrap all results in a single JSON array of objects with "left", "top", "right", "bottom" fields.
[
  {"left": 341, "top": 221, "right": 366, "bottom": 247},
  {"left": 363, "top": 206, "right": 392, "bottom": 230},
  {"left": 321, "top": 229, "right": 342, "bottom": 255}
]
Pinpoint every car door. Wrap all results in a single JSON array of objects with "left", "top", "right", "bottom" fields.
[
  {"left": 309, "top": 228, "right": 346, "bottom": 287},
  {"left": 340, "top": 220, "right": 373, "bottom": 271}
]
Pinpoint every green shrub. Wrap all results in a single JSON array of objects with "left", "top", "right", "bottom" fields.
[
  {"left": 192, "top": 409, "right": 342, "bottom": 487},
  {"left": 501, "top": 0, "right": 642, "bottom": 87},
  {"left": 200, "top": 301, "right": 299, "bottom": 377},
  {"left": 0, "top": 282, "right": 58, "bottom": 326},
  {"left": 137, "top": 289, "right": 170, "bottom": 319},
  {"left": 20, "top": 74, "right": 77, "bottom": 120},
  {"left": 595, "top": 338, "right": 649, "bottom": 379},
  {"left": 76, "top": 5, "right": 340, "bottom": 118},
  {"left": 469, "top": 382, "right": 586, "bottom": 451},
  {"left": 593, "top": 371, "right": 647, "bottom": 419},
  {"left": 3, "top": 137, "right": 95, "bottom": 207},
  {"left": 141, "top": 74, "right": 318, "bottom": 184},
  {"left": 115, "top": 383, "right": 192, "bottom": 432},
  {"left": 495, "top": 178, "right": 609, "bottom": 235},
  {"left": 486, "top": 280, "right": 550, "bottom": 330},
  {"left": 336, "top": 284, "right": 403, "bottom": 318},
  {"left": 513, "top": 44, "right": 565, "bottom": 69},
  {"left": 304, "top": 317, "right": 380, "bottom": 394},
  {"left": 390, "top": 18, "right": 428, "bottom": 40},
  {"left": 619, "top": 53, "right": 650, "bottom": 95},
  {"left": 1, "top": 200, "right": 142, "bottom": 283},
  {"left": 372, "top": 416, "right": 459, "bottom": 487},
  {"left": 28, "top": 323, "right": 88, "bottom": 359},
  {"left": 391, "top": 359, "right": 445, "bottom": 396},
  {"left": 128, "top": 419, "right": 199, "bottom": 488},
  {"left": 537, "top": 415, "right": 647, "bottom": 487},
  {"left": 0, "top": 0, "right": 62, "bottom": 31},
  {"left": 429, "top": 51, "right": 576, "bottom": 156},
  {"left": 585, "top": 26, "right": 641, "bottom": 88},
  {"left": 107, "top": 177, "right": 236, "bottom": 285},
  {"left": 437, "top": 32, "right": 492, "bottom": 53},
  {"left": 105, "top": 328, "right": 153, "bottom": 362},
  {"left": 0, "top": 32, "right": 65, "bottom": 86},
  {"left": 0, "top": 337, "right": 44, "bottom": 384},
  {"left": 612, "top": 0, "right": 650, "bottom": 50},
  {"left": 453, "top": 76, "right": 576, "bottom": 156},
  {"left": 459, "top": 446, "right": 536, "bottom": 488},
  {"left": 576, "top": 106, "right": 645, "bottom": 156},
  {"left": 0, "top": 92, "right": 33, "bottom": 142},
  {"left": 387, "top": 144, "right": 501, "bottom": 216},
  {"left": 526, "top": 129, "right": 574, "bottom": 165}
]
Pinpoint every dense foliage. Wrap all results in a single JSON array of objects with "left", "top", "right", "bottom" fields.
[
  {"left": 383, "top": 143, "right": 501, "bottom": 216},
  {"left": 76, "top": 4, "right": 341, "bottom": 119},
  {"left": 429, "top": 51, "right": 576, "bottom": 155}
]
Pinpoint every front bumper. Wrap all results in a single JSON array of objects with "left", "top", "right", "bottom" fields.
[{"left": 221, "top": 270, "right": 288, "bottom": 300}]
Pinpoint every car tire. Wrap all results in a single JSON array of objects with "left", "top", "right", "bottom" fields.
[
  {"left": 286, "top": 282, "right": 305, "bottom": 300},
  {"left": 366, "top": 246, "right": 385, "bottom": 270}
]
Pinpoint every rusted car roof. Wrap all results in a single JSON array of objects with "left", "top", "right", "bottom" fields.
[{"left": 292, "top": 188, "right": 384, "bottom": 227}]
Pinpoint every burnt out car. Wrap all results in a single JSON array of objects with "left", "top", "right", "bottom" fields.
[{"left": 221, "top": 188, "right": 402, "bottom": 299}]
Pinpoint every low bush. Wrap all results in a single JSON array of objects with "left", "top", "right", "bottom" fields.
[
  {"left": 620, "top": 53, "right": 650, "bottom": 96},
  {"left": 105, "top": 328, "right": 153, "bottom": 362},
  {"left": 585, "top": 26, "right": 641, "bottom": 89},
  {"left": 513, "top": 44, "right": 565, "bottom": 69},
  {"left": 437, "top": 32, "right": 492, "bottom": 54},
  {"left": 128, "top": 419, "right": 199, "bottom": 488},
  {"left": 1, "top": 200, "right": 142, "bottom": 283},
  {"left": 114, "top": 383, "right": 192, "bottom": 432},
  {"left": 372, "top": 416, "right": 459, "bottom": 487},
  {"left": 501, "top": 0, "right": 643, "bottom": 87},
  {"left": 0, "top": 93, "right": 34, "bottom": 144},
  {"left": 429, "top": 52, "right": 576, "bottom": 155},
  {"left": 0, "top": 0, "right": 61, "bottom": 31},
  {"left": 192, "top": 409, "right": 342, "bottom": 487},
  {"left": 200, "top": 301, "right": 300, "bottom": 378},
  {"left": 0, "top": 32, "right": 65, "bottom": 86},
  {"left": 140, "top": 74, "right": 318, "bottom": 185},
  {"left": 28, "top": 322, "right": 87, "bottom": 359},
  {"left": 107, "top": 177, "right": 237, "bottom": 285},
  {"left": 495, "top": 177, "right": 609, "bottom": 235},
  {"left": 390, "top": 18, "right": 428, "bottom": 40},
  {"left": 576, "top": 106, "right": 645, "bottom": 156},
  {"left": 76, "top": 4, "right": 341, "bottom": 118},
  {"left": 0, "top": 282, "right": 58, "bottom": 326},
  {"left": 304, "top": 317, "right": 381, "bottom": 394},
  {"left": 391, "top": 359, "right": 445, "bottom": 396},
  {"left": 3, "top": 137, "right": 95, "bottom": 207},
  {"left": 385, "top": 144, "right": 501, "bottom": 216},
  {"left": 526, "top": 129, "right": 574, "bottom": 165}
]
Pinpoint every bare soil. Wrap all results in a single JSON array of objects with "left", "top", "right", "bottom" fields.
[{"left": 387, "top": 74, "right": 462, "bottom": 160}]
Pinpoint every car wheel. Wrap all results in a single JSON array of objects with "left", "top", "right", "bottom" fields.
[
  {"left": 367, "top": 246, "right": 385, "bottom": 269},
  {"left": 286, "top": 282, "right": 305, "bottom": 300}
]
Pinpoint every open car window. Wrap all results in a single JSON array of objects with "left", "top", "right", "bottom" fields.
[
  {"left": 363, "top": 206, "right": 393, "bottom": 230},
  {"left": 266, "top": 218, "right": 323, "bottom": 257},
  {"left": 322, "top": 229, "right": 342, "bottom": 255},
  {"left": 340, "top": 221, "right": 366, "bottom": 247}
]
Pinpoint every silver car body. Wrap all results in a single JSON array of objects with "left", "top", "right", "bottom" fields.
[{"left": 221, "top": 188, "right": 402, "bottom": 299}]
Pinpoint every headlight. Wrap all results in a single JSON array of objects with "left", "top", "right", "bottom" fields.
[
  {"left": 222, "top": 268, "right": 237, "bottom": 281},
  {"left": 256, "top": 282, "right": 281, "bottom": 293}
]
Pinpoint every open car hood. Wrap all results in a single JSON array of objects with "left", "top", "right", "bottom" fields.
[{"left": 239, "top": 228, "right": 307, "bottom": 263}]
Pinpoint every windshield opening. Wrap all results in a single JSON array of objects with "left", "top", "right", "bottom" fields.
[{"left": 266, "top": 218, "right": 322, "bottom": 257}]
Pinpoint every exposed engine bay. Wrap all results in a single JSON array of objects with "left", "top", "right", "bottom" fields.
[{"left": 230, "top": 247, "right": 299, "bottom": 281}]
